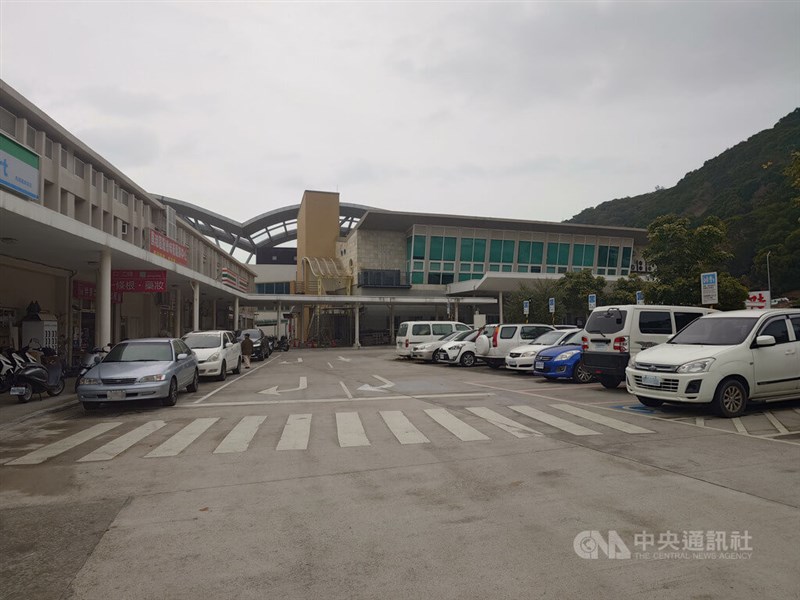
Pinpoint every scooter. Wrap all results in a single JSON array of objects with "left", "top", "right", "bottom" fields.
[
  {"left": 277, "top": 336, "right": 290, "bottom": 352},
  {"left": 10, "top": 354, "right": 66, "bottom": 403},
  {"left": 0, "top": 350, "right": 16, "bottom": 394},
  {"left": 74, "top": 345, "right": 110, "bottom": 392}
]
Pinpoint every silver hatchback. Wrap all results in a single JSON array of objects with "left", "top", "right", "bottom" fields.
[{"left": 77, "top": 338, "right": 199, "bottom": 410}]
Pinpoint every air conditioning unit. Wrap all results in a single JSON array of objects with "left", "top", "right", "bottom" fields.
[{"left": 121, "top": 222, "right": 129, "bottom": 235}]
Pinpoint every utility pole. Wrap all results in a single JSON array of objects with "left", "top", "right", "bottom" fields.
[{"left": 766, "top": 250, "right": 772, "bottom": 302}]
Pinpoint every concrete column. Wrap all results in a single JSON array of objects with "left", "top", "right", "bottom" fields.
[
  {"left": 66, "top": 275, "right": 73, "bottom": 367},
  {"left": 498, "top": 292, "right": 504, "bottom": 324},
  {"left": 233, "top": 297, "right": 239, "bottom": 331},
  {"left": 113, "top": 302, "right": 122, "bottom": 344},
  {"left": 212, "top": 299, "right": 217, "bottom": 329},
  {"left": 454, "top": 300, "right": 459, "bottom": 322},
  {"left": 174, "top": 288, "right": 182, "bottom": 337},
  {"left": 276, "top": 303, "right": 282, "bottom": 338},
  {"left": 388, "top": 304, "right": 395, "bottom": 344},
  {"left": 192, "top": 282, "right": 200, "bottom": 332},
  {"left": 98, "top": 249, "right": 112, "bottom": 347},
  {"left": 353, "top": 304, "right": 361, "bottom": 348}
]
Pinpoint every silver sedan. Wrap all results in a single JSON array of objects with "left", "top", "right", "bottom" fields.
[{"left": 77, "top": 338, "right": 199, "bottom": 411}]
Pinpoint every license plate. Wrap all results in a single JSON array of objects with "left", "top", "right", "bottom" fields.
[
  {"left": 10, "top": 386, "right": 26, "bottom": 395},
  {"left": 535, "top": 361, "right": 544, "bottom": 370},
  {"left": 107, "top": 390, "right": 126, "bottom": 400},
  {"left": 507, "top": 360, "right": 516, "bottom": 367},
  {"left": 642, "top": 374, "right": 661, "bottom": 387}
]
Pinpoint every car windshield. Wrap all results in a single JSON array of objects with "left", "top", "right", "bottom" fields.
[
  {"left": 103, "top": 342, "right": 173, "bottom": 362},
  {"left": 669, "top": 317, "right": 758, "bottom": 345},
  {"left": 585, "top": 309, "right": 628, "bottom": 335},
  {"left": 562, "top": 331, "right": 583, "bottom": 345},
  {"left": 464, "top": 330, "right": 480, "bottom": 342},
  {"left": 438, "top": 331, "right": 461, "bottom": 342},
  {"left": 237, "top": 329, "right": 262, "bottom": 341},
  {"left": 184, "top": 334, "right": 221, "bottom": 349},
  {"left": 454, "top": 330, "right": 475, "bottom": 341},
  {"left": 531, "top": 331, "right": 564, "bottom": 345}
]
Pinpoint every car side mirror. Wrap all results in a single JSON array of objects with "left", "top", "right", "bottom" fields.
[
  {"left": 177, "top": 353, "right": 188, "bottom": 360},
  {"left": 224, "top": 342, "right": 232, "bottom": 348},
  {"left": 755, "top": 335, "right": 776, "bottom": 347},
  {"left": 93, "top": 355, "right": 102, "bottom": 364}
]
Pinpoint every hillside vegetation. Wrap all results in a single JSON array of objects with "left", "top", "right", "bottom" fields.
[{"left": 567, "top": 109, "right": 800, "bottom": 294}]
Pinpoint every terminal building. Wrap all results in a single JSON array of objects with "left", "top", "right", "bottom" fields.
[{"left": 1, "top": 79, "right": 648, "bottom": 363}]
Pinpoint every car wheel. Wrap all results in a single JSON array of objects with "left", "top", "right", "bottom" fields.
[
  {"left": 46, "top": 377, "right": 66, "bottom": 397},
  {"left": 187, "top": 369, "right": 200, "bottom": 393},
  {"left": 712, "top": 378, "right": 747, "bottom": 418},
  {"left": 572, "top": 361, "right": 594, "bottom": 384},
  {"left": 15, "top": 383, "right": 33, "bottom": 403},
  {"left": 162, "top": 378, "right": 178, "bottom": 406},
  {"left": 217, "top": 361, "right": 227, "bottom": 382},
  {"left": 82, "top": 401, "right": 101, "bottom": 411},
  {"left": 232, "top": 357, "right": 241, "bottom": 375},
  {"left": 431, "top": 352, "right": 439, "bottom": 364},
  {"left": 599, "top": 375, "right": 622, "bottom": 389},
  {"left": 636, "top": 396, "right": 664, "bottom": 408},
  {"left": 460, "top": 351, "right": 476, "bottom": 367}
]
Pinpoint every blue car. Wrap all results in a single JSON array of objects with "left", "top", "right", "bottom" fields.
[{"left": 532, "top": 343, "right": 594, "bottom": 383}]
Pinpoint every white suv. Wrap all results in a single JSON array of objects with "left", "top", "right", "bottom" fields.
[
  {"left": 183, "top": 330, "right": 242, "bottom": 381},
  {"left": 625, "top": 309, "right": 800, "bottom": 417},
  {"left": 475, "top": 323, "right": 555, "bottom": 369}
]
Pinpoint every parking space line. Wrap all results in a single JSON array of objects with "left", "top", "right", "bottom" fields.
[
  {"left": 191, "top": 356, "right": 278, "bottom": 404},
  {"left": 731, "top": 418, "right": 747, "bottom": 434},
  {"left": 144, "top": 418, "right": 219, "bottom": 458},
  {"left": 549, "top": 404, "right": 654, "bottom": 434},
  {"left": 466, "top": 407, "right": 542, "bottom": 438},
  {"left": 339, "top": 381, "right": 353, "bottom": 399},
  {"left": 276, "top": 414, "right": 312, "bottom": 450},
  {"left": 78, "top": 420, "right": 166, "bottom": 462},
  {"left": 336, "top": 412, "right": 370, "bottom": 447},
  {"left": 424, "top": 409, "right": 490, "bottom": 441},
  {"left": 6, "top": 422, "right": 123, "bottom": 465},
  {"left": 510, "top": 405, "right": 601, "bottom": 436},
  {"left": 214, "top": 416, "right": 267, "bottom": 454},
  {"left": 764, "top": 412, "right": 790, "bottom": 434},
  {"left": 695, "top": 417, "right": 705, "bottom": 427},
  {"left": 380, "top": 411, "right": 430, "bottom": 445}
]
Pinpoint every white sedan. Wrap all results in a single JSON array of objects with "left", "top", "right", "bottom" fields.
[
  {"left": 505, "top": 329, "right": 583, "bottom": 372},
  {"left": 438, "top": 330, "right": 482, "bottom": 367},
  {"left": 183, "top": 330, "right": 242, "bottom": 381}
]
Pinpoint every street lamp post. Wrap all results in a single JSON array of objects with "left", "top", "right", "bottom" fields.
[{"left": 766, "top": 251, "right": 772, "bottom": 303}]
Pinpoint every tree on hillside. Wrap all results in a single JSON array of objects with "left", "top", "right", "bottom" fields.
[{"left": 642, "top": 215, "right": 748, "bottom": 309}]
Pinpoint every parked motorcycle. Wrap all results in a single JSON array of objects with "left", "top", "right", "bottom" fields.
[
  {"left": 74, "top": 345, "right": 110, "bottom": 392},
  {"left": 10, "top": 352, "right": 66, "bottom": 403},
  {"left": 277, "top": 336, "right": 290, "bottom": 352},
  {"left": 0, "top": 350, "right": 16, "bottom": 394}
]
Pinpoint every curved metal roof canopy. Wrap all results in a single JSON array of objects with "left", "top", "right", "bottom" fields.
[{"left": 154, "top": 195, "right": 371, "bottom": 263}]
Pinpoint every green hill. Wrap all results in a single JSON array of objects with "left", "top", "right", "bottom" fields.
[{"left": 567, "top": 109, "right": 800, "bottom": 293}]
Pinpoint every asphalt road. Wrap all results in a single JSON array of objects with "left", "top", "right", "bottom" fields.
[{"left": 2, "top": 347, "right": 799, "bottom": 600}]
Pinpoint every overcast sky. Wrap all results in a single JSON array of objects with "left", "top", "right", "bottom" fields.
[{"left": 2, "top": 1, "right": 798, "bottom": 226}]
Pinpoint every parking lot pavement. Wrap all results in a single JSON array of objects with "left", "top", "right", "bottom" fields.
[{"left": 2, "top": 347, "right": 799, "bottom": 600}]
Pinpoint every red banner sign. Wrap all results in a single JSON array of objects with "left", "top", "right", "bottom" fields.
[
  {"left": 149, "top": 229, "right": 189, "bottom": 266},
  {"left": 72, "top": 280, "right": 122, "bottom": 303},
  {"left": 111, "top": 270, "right": 167, "bottom": 293}
]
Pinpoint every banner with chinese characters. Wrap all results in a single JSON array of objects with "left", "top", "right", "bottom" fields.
[
  {"left": 72, "top": 280, "right": 122, "bottom": 303},
  {"left": 744, "top": 290, "right": 771, "bottom": 310},
  {"left": 148, "top": 229, "right": 189, "bottom": 266},
  {"left": 111, "top": 270, "right": 167, "bottom": 293}
]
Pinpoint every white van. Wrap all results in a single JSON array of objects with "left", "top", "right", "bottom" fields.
[
  {"left": 396, "top": 321, "right": 471, "bottom": 357},
  {"left": 581, "top": 304, "right": 716, "bottom": 389}
]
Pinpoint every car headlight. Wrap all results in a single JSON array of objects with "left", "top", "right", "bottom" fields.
[
  {"left": 79, "top": 377, "right": 101, "bottom": 385},
  {"left": 252, "top": 341, "right": 261, "bottom": 348},
  {"left": 450, "top": 343, "right": 465, "bottom": 349},
  {"left": 676, "top": 358, "right": 715, "bottom": 373},
  {"left": 628, "top": 356, "right": 637, "bottom": 368},
  {"left": 207, "top": 352, "right": 220, "bottom": 362},
  {"left": 520, "top": 350, "right": 538, "bottom": 358},
  {"left": 554, "top": 350, "right": 580, "bottom": 362},
  {"left": 138, "top": 373, "right": 167, "bottom": 383},
  {"left": 416, "top": 344, "right": 429, "bottom": 350}
]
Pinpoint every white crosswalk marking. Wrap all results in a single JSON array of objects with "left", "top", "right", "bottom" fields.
[
  {"left": 424, "top": 408, "right": 490, "bottom": 441},
  {"left": 336, "top": 412, "right": 370, "bottom": 447},
  {"left": 144, "top": 418, "right": 219, "bottom": 458},
  {"left": 466, "top": 407, "right": 541, "bottom": 438},
  {"left": 214, "top": 416, "right": 267, "bottom": 454},
  {"left": 510, "top": 405, "right": 600, "bottom": 436},
  {"left": 549, "top": 404, "right": 655, "bottom": 434},
  {"left": 380, "top": 411, "right": 429, "bottom": 445},
  {"left": 276, "top": 414, "right": 311, "bottom": 450},
  {"left": 7, "top": 422, "right": 123, "bottom": 465},
  {"left": 78, "top": 421, "right": 166, "bottom": 462}
]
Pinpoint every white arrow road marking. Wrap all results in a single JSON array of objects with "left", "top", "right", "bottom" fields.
[
  {"left": 338, "top": 356, "right": 352, "bottom": 362},
  {"left": 259, "top": 377, "right": 308, "bottom": 396},
  {"left": 280, "top": 358, "right": 303, "bottom": 364},
  {"left": 358, "top": 375, "right": 395, "bottom": 393}
]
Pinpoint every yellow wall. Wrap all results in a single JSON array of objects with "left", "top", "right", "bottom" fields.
[{"left": 296, "top": 190, "right": 340, "bottom": 286}]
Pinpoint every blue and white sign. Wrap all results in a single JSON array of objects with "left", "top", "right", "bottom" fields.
[
  {"left": 588, "top": 294, "right": 597, "bottom": 310},
  {"left": 523, "top": 300, "right": 530, "bottom": 315},
  {"left": 548, "top": 297, "right": 555, "bottom": 314},
  {"left": 635, "top": 290, "right": 645, "bottom": 305},
  {"left": 701, "top": 272, "right": 718, "bottom": 305},
  {"left": 0, "top": 133, "right": 40, "bottom": 201}
]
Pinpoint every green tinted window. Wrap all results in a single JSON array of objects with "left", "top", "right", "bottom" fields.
[
  {"left": 608, "top": 246, "right": 619, "bottom": 268},
  {"left": 460, "top": 238, "right": 473, "bottom": 262},
  {"left": 531, "top": 242, "right": 543, "bottom": 265},
  {"left": 473, "top": 239, "right": 486, "bottom": 262},
  {"left": 429, "top": 236, "right": 443, "bottom": 260},
  {"left": 518, "top": 241, "right": 531, "bottom": 264},
  {"left": 621, "top": 247, "right": 632, "bottom": 269},
  {"left": 490, "top": 240, "right": 503, "bottom": 262},
  {"left": 459, "top": 273, "right": 471, "bottom": 282},
  {"left": 413, "top": 235, "right": 426, "bottom": 260},
  {"left": 443, "top": 237, "right": 456, "bottom": 261},
  {"left": 598, "top": 245, "right": 609, "bottom": 267},
  {"left": 547, "top": 243, "right": 570, "bottom": 266},
  {"left": 406, "top": 237, "right": 412, "bottom": 261},
  {"left": 502, "top": 240, "right": 514, "bottom": 263},
  {"left": 411, "top": 271, "right": 424, "bottom": 284}
]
